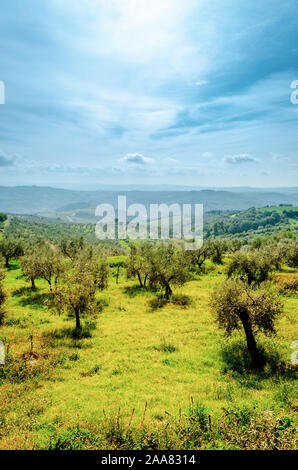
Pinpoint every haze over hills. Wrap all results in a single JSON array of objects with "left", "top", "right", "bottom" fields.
[{"left": 1, "top": 185, "right": 298, "bottom": 220}]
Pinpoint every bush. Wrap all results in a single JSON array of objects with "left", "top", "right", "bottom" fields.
[
  {"left": 275, "top": 275, "right": 298, "bottom": 295},
  {"left": 154, "top": 340, "right": 177, "bottom": 353},
  {"left": 149, "top": 296, "right": 168, "bottom": 310},
  {"left": 171, "top": 294, "right": 192, "bottom": 307}
]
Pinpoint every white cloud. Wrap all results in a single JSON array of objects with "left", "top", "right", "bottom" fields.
[
  {"left": 195, "top": 80, "right": 209, "bottom": 86},
  {"left": 201, "top": 152, "right": 213, "bottom": 158},
  {"left": 225, "top": 153, "right": 257, "bottom": 164},
  {"left": 164, "top": 157, "right": 178, "bottom": 163},
  {"left": 121, "top": 153, "right": 154, "bottom": 165}
]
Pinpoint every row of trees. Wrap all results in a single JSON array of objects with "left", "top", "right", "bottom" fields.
[
  {"left": 125, "top": 238, "right": 243, "bottom": 294},
  {"left": 126, "top": 240, "right": 295, "bottom": 366},
  {"left": 0, "top": 233, "right": 297, "bottom": 366},
  {"left": 0, "top": 236, "right": 110, "bottom": 330},
  {"left": 20, "top": 241, "right": 109, "bottom": 329}
]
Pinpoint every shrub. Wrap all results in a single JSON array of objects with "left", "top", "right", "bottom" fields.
[
  {"left": 149, "top": 296, "right": 168, "bottom": 310},
  {"left": 275, "top": 275, "right": 298, "bottom": 295},
  {"left": 154, "top": 340, "right": 177, "bottom": 353},
  {"left": 171, "top": 294, "right": 192, "bottom": 307}
]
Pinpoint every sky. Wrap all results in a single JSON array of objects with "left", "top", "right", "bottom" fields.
[{"left": 0, "top": 0, "right": 298, "bottom": 189}]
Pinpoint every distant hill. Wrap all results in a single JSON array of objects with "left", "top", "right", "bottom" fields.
[{"left": 1, "top": 185, "right": 298, "bottom": 220}]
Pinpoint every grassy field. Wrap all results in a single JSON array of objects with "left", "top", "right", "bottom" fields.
[{"left": 0, "top": 258, "right": 297, "bottom": 449}]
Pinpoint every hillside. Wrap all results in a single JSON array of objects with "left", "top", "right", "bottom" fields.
[{"left": 1, "top": 186, "right": 298, "bottom": 218}]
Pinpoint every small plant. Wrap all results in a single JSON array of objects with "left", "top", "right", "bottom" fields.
[
  {"left": 149, "top": 296, "right": 168, "bottom": 310},
  {"left": 155, "top": 340, "right": 177, "bottom": 353},
  {"left": 81, "top": 364, "right": 101, "bottom": 377},
  {"left": 69, "top": 352, "right": 80, "bottom": 361},
  {"left": 171, "top": 294, "right": 192, "bottom": 307}
]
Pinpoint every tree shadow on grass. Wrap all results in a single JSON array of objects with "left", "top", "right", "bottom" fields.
[
  {"left": 12, "top": 286, "right": 35, "bottom": 297},
  {"left": 7, "top": 264, "right": 19, "bottom": 271},
  {"left": 44, "top": 322, "right": 96, "bottom": 348},
  {"left": 123, "top": 285, "right": 151, "bottom": 298},
  {"left": 220, "top": 338, "right": 296, "bottom": 383},
  {"left": 12, "top": 287, "right": 51, "bottom": 309}
]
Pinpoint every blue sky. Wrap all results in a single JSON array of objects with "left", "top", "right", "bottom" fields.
[{"left": 0, "top": 0, "right": 298, "bottom": 188}]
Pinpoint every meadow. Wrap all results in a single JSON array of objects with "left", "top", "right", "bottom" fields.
[{"left": 0, "top": 254, "right": 297, "bottom": 450}]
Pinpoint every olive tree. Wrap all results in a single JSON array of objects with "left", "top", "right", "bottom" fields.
[
  {"left": 210, "top": 280, "right": 283, "bottom": 366},
  {"left": 208, "top": 240, "right": 227, "bottom": 265},
  {"left": 148, "top": 244, "right": 190, "bottom": 298},
  {"left": 259, "top": 245, "right": 284, "bottom": 271},
  {"left": 285, "top": 241, "right": 298, "bottom": 268},
  {"left": 37, "top": 248, "right": 66, "bottom": 291},
  {"left": 125, "top": 243, "right": 152, "bottom": 287},
  {"left": 227, "top": 251, "right": 272, "bottom": 286},
  {"left": 49, "top": 263, "right": 98, "bottom": 330},
  {"left": 187, "top": 243, "right": 211, "bottom": 273},
  {"left": 227, "top": 239, "right": 242, "bottom": 254},
  {"left": 0, "top": 238, "right": 23, "bottom": 267},
  {"left": 20, "top": 252, "right": 41, "bottom": 288},
  {"left": 74, "top": 253, "right": 109, "bottom": 291},
  {"left": 59, "top": 237, "right": 90, "bottom": 260}
]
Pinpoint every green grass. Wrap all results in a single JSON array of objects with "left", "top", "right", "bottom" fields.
[{"left": 0, "top": 260, "right": 297, "bottom": 449}]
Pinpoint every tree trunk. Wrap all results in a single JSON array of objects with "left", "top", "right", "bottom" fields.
[
  {"left": 75, "top": 308, "right": 81, "bottom": 329},
  {"left": 164, "top": 281, "right": 172, "bottom": 299},
  {"left": 240, "top": 310, "right": 258, "bottom": 366},
  {"left": 5, "top": 256, "right": 9, "bottom": 268},
  {"left": 31, "top": 279, "right": 36, "bottom": 289},
  {"left": 137, "top": 272, "right": 143, "bottom": 288}
]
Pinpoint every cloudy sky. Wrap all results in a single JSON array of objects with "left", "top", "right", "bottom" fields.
[{"left": 0, "top": 0, "right": 298, "bottom": 188}]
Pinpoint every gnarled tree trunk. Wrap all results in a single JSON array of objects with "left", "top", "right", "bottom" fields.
[{"left": 239, "top": 309, "right": 258, "bottom": 366}]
